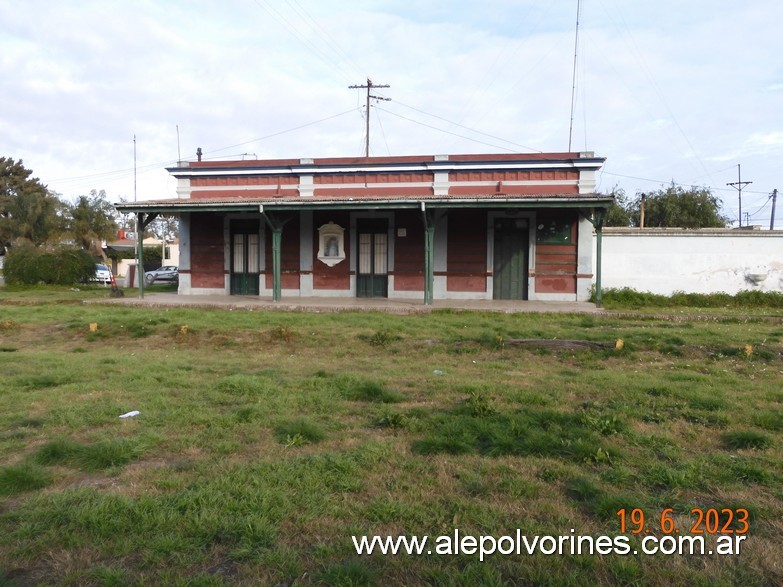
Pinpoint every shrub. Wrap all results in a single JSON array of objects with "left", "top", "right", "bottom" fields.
[{"left": 3, "top": 244, "right": 95, "bottom": 285}]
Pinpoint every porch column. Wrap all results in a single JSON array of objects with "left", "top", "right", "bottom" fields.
[
  {"left": 263, "top": 210, "right": 294, "bottom": 303},
  {"left": 271, "top": 226, "right": 282, "bottom": 302},
  {"left": 137, "top": 212, "right": 144, "bottom": 299},
  {"left": 136, "top": 212, "right": 158, "bottom": 299},
  {"left": 420, "top": 205, "right": 437, "bottom": 305},
  {"left": 424, "top": 223, "right": 434, "bottom": 305}
]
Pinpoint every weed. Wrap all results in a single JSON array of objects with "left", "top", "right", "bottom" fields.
[
  {"left": 274, "top": 418, "right": 326, "bottom": 445},
  {"left": 753, "top": 411, "right": 783, "bottom": 431},
  {"left": 0, "top": 319, "right": 19, "bottom": 331},
  {"left": 33, "top": 438, "right": 83, "bottom": 465},
  {"left": 360, "top": 329, "right": 401, "bottom": 347},
  {"left": 722, "top": 430, "right": 773, "bottom": 450},
  {"left": 465, "top": 390, "right": 495, "bottom": 417},
  {"left": 342, "top": 379, "right": 403, "bottom": 403},
  {"left": 317, "top": 560, "right": 377, "bottom": 586},
  {"left": 32, "top": 438, "right": 145, "bottom": 471},
  {"left": 270, "top": 325, "right": 296, "bottom": 343},
  {"left": 0, "top": 463, "right": 52, "bottom": 495},
  {"left": 376, "top": 410, "right": 406, "bottom": 429}
]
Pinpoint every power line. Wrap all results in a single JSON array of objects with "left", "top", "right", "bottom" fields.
[
  {"left": 375, "top": 107, "right": 519, "bottom": 153},
  {"left": 388, "top": 100, "right": 542, "bottom": 153}
]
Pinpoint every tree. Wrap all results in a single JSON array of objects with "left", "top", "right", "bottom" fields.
[
  {"left": 602, "top": 182, "right": 728, "bottom": 229},
  {"left": 0, "top": 157, "right": 65, "bottom": 253},
  {"left": 629, "top": 184, "right": 728, "bottom": 228},
  {"left": 603, "top": 185, "right": 633, "bottom": 227},
  {"left": 65, "top": 189, "right": 118, "bottom": 260}
]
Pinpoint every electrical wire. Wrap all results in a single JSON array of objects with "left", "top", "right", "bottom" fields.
[
  {"left": 375, "top": 107, "right": 519, "bottom": 152},
  {"left": 386, "top": 100, "right": 542, "bottom": 153}
]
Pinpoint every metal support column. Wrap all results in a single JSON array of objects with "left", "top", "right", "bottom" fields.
[
  {"left": 271, "top": 226, "right": 282, "bottom": 302},
  {"left": 137, "top": 212, "right": 145, "bottom": 299},
  {"left": 135, "top": 212, "right": 158, "bottom": 299},
  {"left": 262, "top": 211, "right": 294, "bottom": 303},
  {"left": 421, "top": 204, "right": 435, "bottom": 305}
]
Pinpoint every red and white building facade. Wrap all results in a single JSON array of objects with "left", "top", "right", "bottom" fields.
[{"left": 117, "top": 152, "right": 612, "bottom": 303}]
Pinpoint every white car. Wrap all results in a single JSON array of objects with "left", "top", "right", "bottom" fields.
[{"left": 92, "top": 264, "right": 114, "bottom": 285}]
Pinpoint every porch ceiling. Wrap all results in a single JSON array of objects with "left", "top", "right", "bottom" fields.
[{"left": 114, "top": 193, "right": 614, "bottom": 214}]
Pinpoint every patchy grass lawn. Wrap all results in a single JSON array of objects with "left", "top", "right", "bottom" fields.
[{"left": 1, "top": 288, "right": 782, "bottom": 585}]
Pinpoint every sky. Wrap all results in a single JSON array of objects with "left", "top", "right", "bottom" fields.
[{"left": 2, "top": 0, "right": 782, "bottom": 228}]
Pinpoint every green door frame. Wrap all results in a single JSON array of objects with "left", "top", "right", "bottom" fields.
[
  {"left": 492, "top": 217, "right": 530, "bottom": 300},
  {"left": 230, "top": 220, "right": 260, "bottom": 295},
  {"left": 356, "top": 218, "right": 389, "bottom": 298}
]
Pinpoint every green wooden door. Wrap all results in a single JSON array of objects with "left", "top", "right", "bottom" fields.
[
  {"left": 493, "top": 218, "right": 529, "bottom": 300},
  {"left": 230, "top": 221, "right": 260, "bottom": 295},
  {"left": 357, "top": 219, "right": 388, "bottom": 298}
]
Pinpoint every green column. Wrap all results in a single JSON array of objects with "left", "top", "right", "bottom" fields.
[
  {"left": 424, "top": 224, "right": 434, "bottom": 305},
  {"left": 138, "top": 212, "right": 145, "bottom": 300},
  {"left": 271, "top": 226, "right": 282, "bottom": 302}
]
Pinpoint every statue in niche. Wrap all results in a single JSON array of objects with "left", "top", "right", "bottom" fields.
[{"left": 325, "top": 236, "right": 339, "bottom": 257}]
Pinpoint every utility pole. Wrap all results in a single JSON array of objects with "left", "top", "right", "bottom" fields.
[
  {"left": 349, "top": 78, "right": 391, "bottom": 157},
  {"left": 771, "top": 189, "right": 778, "bottom": 230},
  {"left": 727, "top": 164, "right": 752, "bottom": 228}
]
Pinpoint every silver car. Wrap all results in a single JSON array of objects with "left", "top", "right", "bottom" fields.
[{"left": 144, "top": 265, "right": 178, "bottom": 285}]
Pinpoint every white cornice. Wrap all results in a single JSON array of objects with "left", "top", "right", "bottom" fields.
[{"left": 172, "top": 160, "right": 603, "bottom": 178}]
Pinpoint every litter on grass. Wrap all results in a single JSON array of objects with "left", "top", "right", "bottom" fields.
[{"left": 119, "top": 410, "right": 140, "bottom": 419}]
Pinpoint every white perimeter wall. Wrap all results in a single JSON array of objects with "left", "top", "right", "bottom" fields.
[{"left": 599, "top": 228, "right": 783, "bottom": 295}]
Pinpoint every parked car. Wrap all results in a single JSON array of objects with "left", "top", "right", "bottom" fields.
[
  {"left": 91, "top": 263, "right": 114, "bottom": 285},
  {"left": 145, "top": 265, "right": 178, "bottom": 285}
]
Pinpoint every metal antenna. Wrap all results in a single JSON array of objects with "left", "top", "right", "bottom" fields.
[
  {"left": 567, "top": 0, "right": 582, "bottom": 152},
  {"left": 349, "top": 78, "right": 391, "bottom": 157}
]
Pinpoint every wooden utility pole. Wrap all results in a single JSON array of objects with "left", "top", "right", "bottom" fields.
[
  {"left": 771, "top": 189, "right": 778, "bottom": 230},
  {"left": 349, "top": 78, "right": 390, "bottom": 157},
  {"left": 727, "top": 164, "right": 752, "bottom": 227}
]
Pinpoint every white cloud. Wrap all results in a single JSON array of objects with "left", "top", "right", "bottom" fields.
[{"left": 0, "top": 0, "right": 781, "bottom": 228}]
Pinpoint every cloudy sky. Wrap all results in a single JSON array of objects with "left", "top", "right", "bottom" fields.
[{"left": 2, "top": 0, "right": 782, "bottom": 227}]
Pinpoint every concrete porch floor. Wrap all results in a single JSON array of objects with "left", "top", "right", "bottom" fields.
[{"left": 103, "top": 293, "right": 601, "bottom": 314}]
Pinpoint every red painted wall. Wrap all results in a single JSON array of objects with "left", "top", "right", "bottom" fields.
[
  {"left": 534, "top": 211, "right": 578, "bottom": 294},
  {"left": 190, "top": 213, "right": 225, "bottom": 288},
  {"left": 392, "top": 210, "right": 425, "bottom": 291},
  {"left": 447, "top": 210, "right": 488, "bottom": 292},
  {"left": 312, "top": 211, "right": 351, "bottom": 290}
]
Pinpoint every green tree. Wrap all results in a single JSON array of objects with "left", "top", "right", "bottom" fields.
[
  {"left": 66, "top": 189, "right": 118, "bottom": 260},
  {"left": 0, "top": 157, "right": 65, "bottom": 253},
  {"left": 629, "top": 184, "right": 728, "bottom": 228},
  {"left": 603, "top": 185, "right": 633, "bottom": 227}
]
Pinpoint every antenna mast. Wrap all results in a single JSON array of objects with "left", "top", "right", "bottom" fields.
[
  {"left": 133, "top": 134, "right": 137, "bottom": 202},
  {"left": 349, "top": 78, "right": 391, "bottom": 157},
  {"left": 567, "top": 0, "right": 582, "bottom": 152}
]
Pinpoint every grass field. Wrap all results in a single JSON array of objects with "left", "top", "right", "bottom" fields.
[{"left": 1, "top": 287, "right": 782, "bottom": 586}]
